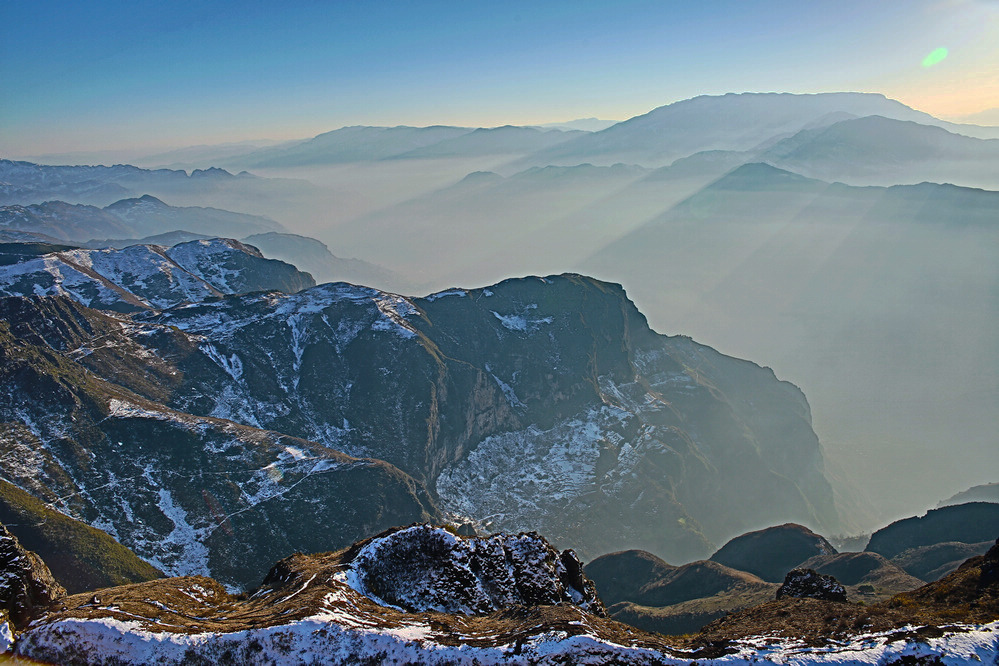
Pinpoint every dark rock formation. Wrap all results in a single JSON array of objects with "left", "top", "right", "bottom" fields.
[
  {"left": 342, "top": 525, "right": 603, "bottom": 615},
  {"left": 866, "top": 502, "right": 999, "bottom": 560},
  {"left": 980, "top": 539, "right": 999, "bottom": 588},
  {"left": 0, "top": 271, "right": 839, "bottom": 586},
  {"left": 0, "top": 524, "right": 65, "bottom": 627},
  {"left": 775, "top": 569, "right": 847, "bottom": 602}
]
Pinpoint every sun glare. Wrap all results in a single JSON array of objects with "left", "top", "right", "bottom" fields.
[{"left": 921, "top": 47, "right": 950, "bottom": 67}]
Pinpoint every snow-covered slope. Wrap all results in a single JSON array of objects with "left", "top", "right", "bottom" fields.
[
  {"left": 10, "top": 526, "right": 999, "bottom": 665},
  {"left": 0, "top": 238, "right": 314, "bottom": 310}
]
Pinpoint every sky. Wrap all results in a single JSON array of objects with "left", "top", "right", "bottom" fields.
[{"left": 2, "top": 0, "right": 998, "bottom": 156}]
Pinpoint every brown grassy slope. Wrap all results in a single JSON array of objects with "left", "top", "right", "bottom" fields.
[
  {"left": 683, "top": 538, "right": 999, "bottom": 649},
  {"left": 0, "top": 479, "right": 161, "bottom": 594}
]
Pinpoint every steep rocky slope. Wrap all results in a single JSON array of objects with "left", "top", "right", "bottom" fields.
[
  {"left": 0, "top": 479, "right": 161, "bottom": 594},
  {"left": 0, "top": 297, "right": 440, "bottom": 588},
  {"left": 120, "top": 273, "right": 836, "bottom": 561},
  {"left": 0, "top": 267, "right": 838, "bottom": 582},
  {"left": 0, "top": 524, "right": 65, "bottom": 627}
]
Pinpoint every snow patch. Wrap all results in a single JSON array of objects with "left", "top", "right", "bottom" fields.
[{"left": 424, "top": 288, "right": 467, "bottom": 302}]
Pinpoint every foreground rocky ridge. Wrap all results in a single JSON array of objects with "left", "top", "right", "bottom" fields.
[{"left": 5, "top": 527, "right": 999, "bottom": 665}]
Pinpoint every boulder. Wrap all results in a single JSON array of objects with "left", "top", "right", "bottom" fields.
[
  {"left": 342, "top": 524, "right": 604, "bottom": 616},
  {"left": 775, "top": 568, "right": 846, "bottom": 602}
]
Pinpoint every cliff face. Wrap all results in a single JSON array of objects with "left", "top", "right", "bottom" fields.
[
  {"left": 0, "top": 271, "right": 837, "bottom": 580},
  {"left": 119, "top": 272, "right": 836, "bottom": 559}
]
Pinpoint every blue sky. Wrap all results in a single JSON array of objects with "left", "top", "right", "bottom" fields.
[{"left": 2, "top": 0, "right": 997, "bottom": 155}]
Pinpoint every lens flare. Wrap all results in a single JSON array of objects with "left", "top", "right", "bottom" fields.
[{"left": 922, "top": 47, "right": 949, "bottom": 68}]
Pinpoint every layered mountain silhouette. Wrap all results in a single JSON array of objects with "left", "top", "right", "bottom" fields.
[
  {"left": 510, "top": 92, "right": 999, "bottom": 168},
  {"left": 582, "top": 163, "right": 999, "bottom": 522},
  {"left": 0, "top": 159, "right": 314, "bottom": 210},
  {"left": 0, "top": 195, "right": 283, "bottom": 241}
]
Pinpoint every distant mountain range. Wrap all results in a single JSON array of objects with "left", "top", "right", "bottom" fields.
[
  {"left": 0, "top": 194, "right": 282, "bottom": 242},
  {"left": 506, "top": 92, "right": 999, "bottom": 169},
  {"left": 0, "top": 195, "right": 406, "bottom": 292},
  {"left": 0, "top": 159, "right": 315, "bottom": 211},
  {"left": 1, "top": 90, "right": 995, "bottom": 538},
  {"left": 227, "top": 124, "right": 585, "bottom": 168}
]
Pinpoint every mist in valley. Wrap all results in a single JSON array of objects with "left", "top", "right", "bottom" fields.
[
  {"left": 114, "top": 95, "right": 998, "bottom": 535},
  {"left": 3, "top": 91, "right": 997, "bottom": 539}
]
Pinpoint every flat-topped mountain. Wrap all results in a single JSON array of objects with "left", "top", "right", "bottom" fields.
[
  {"left": 760, "top": 115, "right": 999, "bottom": 188},
  {"left": 866, "top": 502, "right": 999, "bottom": 560}
]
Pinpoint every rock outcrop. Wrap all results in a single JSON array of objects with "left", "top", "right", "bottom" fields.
[
  {"left": 331, "top": 524, "right": 603, "bottom": 615},
  {"left": 0, "top": 524, "right": 65, "bottom": 627},
  {"left": 775, "top": 569, "right": 847, "bottom": 602},
  {"left": 9, "top": 525, "right": 999, "bottom": 665}
]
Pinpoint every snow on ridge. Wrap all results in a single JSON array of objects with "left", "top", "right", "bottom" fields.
[
  {"left": 107, "top": 398, "right": 174, "bottom": 422},
  {"left": 13, "top": 614, "right": 663, "bottom": 665},
  {"left": 436, "top": 403, "right": 627, "bottom": 530},
  {"left": 485, "top": 363, "right": 524, "bottom": 408},
  {"left": 372, "top": 294, "right": 419, "bottom": 338},
  {"left": 424, "top": 288, "right": 467, "bottom": 302},
  {"left": 14, "top": 615, "right": 999, "bottom": 665}
]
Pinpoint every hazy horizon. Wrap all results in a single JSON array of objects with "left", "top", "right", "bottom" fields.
[{"left": 4, "top": 0, "right": 999, "bottom": 156}]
